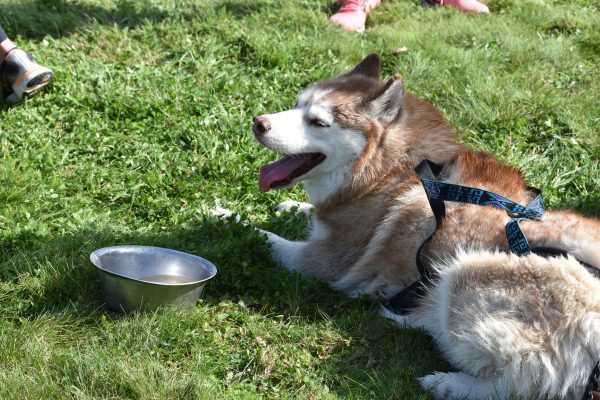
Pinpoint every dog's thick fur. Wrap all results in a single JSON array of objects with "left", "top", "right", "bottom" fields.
[{"left": 249, "top": 54, "right": 600, "bottom": 399}]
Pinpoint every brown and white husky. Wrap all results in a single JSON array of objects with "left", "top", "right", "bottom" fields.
[{"left": 231, "top": 53, "right": 600, "bottom": 399}]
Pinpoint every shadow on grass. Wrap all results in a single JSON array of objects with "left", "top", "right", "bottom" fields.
[
  {"left": 1, "top": 217, "right": 269, "bottom": 317},
  {"left": 320, "top": 1, "right": 341, "bottom": 16},
  {"left": 0, "top": 213, "right": 443, "bottom": 398},
  {"left": 3, "top": 195, "right": 599, "bottom": 397},
  {"left": 1, "top": 0, "right": 181, "bottom": 40},
  {"left": 215, "top": 0, "right": 270, "bottom": 20},
  {"left": 1, "top": 0, "right": 292, "bottom": 41}
]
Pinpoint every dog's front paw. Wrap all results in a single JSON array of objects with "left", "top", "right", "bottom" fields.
[
  {"left": 276, "top": 200, "right": 313, "bottom": 215},
  {"left": 210, "top": 206, "right": 241, "bottom": 223}
]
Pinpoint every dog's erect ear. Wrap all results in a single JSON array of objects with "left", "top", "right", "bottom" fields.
[
  {"left": 370, "top": 75, "right": 404, "bottom": 124},
  {"left": 348, "top": 53, "right": 381, "bottom": 80}
]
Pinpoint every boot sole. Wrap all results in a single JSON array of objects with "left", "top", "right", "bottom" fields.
[
  {"left": 24, "top": 71, "right": 54, "bottom": 96},
  {"left": 4, "top": 70, "right": 54, "bottom": 106}
]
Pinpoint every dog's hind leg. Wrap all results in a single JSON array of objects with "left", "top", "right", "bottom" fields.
[
  {"left": 525, "top": 210, "right": 600, "bottom": 268},
  {"left": 419, "top": 372, "right": 506, "bottom": 400}
]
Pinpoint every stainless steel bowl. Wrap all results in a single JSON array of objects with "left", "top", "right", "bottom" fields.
[{"left": 90, "top": 245, "right": 217, "bottom": 312}]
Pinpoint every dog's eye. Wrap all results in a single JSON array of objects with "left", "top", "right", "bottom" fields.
[{"left": 308, "top": 118, "right": 330, "bottom": 128}]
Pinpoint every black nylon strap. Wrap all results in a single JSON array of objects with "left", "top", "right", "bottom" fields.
[
  {"left": 414, "top": 159, "right": 445, "bottom": 227},
  {"left": 413, "top": 159, "right": 445, "bottom": 283},
  {"left": 387, "top": 160, "right": 445, "bottom": 313},
  {"left": 385, "top": 280, "right": 426, "bottom": 313}
]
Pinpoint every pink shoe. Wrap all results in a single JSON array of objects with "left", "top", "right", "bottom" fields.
[
  {"left": 444, "top": 0, "right": 489, "bottom": 13},
  {"left": 329, "top": 0, "right": 381, "bottom": 33},
  {"left": 423, "top": 0, "right": 489, "bottom": 13}
]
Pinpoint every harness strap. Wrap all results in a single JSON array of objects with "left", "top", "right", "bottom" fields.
[
  {"left": 414, "top": 160, "right": 445, "bottom": 283},
  {"left": 506, "top": 219, "right": 532, "bottom": 255},
  {"left": 419, "top": 164, "right": 545, "bottom": 256},
  {"left": 385, "top": 160, "right": 445, "bottom": 312},
  {"left": 420, "top": 179, "right": 545, "bottom": 220}
]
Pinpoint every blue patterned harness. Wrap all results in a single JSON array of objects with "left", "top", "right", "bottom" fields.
[{"left": 420, "top": 171, "right": 545, "bottom": 255}]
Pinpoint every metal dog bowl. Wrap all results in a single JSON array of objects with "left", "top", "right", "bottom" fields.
[{"left": 90, "top": 245, "right": 217, "bottom": 312}]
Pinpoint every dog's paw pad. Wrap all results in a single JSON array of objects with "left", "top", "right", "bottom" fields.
[{"left": 276, "top": 201, "right": 313, "bottom": 214}]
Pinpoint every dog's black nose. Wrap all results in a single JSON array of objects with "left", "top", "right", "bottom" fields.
[{"left": 252, "top": 115, "right": 271, "bottom": 136}]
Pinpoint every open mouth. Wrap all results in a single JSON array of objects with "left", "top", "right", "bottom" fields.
[{"left": 259, "top": 153, "right": 326, "bottom": 192}]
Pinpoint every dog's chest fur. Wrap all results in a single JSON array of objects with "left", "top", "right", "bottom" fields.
[{"left": 300, "top": 173, "right": 430, "bottom": 298}]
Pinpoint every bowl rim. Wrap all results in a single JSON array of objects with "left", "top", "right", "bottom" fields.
[{"left": 90, "top": 245, "right": 217, "bottom": 286}]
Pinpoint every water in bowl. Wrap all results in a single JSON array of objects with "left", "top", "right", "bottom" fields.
[{"left": 141, "top": 274, "right": 193, "bottom": 284}]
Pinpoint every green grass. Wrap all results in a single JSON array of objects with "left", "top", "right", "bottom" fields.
[{"left": 0, "top": 0, "right": 598, "bottom": 398}]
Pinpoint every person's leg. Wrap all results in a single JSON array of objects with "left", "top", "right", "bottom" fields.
[
  {"left": 0, "top": 24, "right": 18, "bottom": 66},
  {"left": 0, "top": 23, "right": 54, "bottom": 106},
  {"left": 329, "top": 0, "right": 381, "bottom": 33},
  {"left": 0, "top": 24, "right": 8, "bottom": 42}
]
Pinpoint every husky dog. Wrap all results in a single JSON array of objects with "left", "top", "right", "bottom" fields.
[{"left": 247, "top": 54, "right": 600, "bottom": 399}]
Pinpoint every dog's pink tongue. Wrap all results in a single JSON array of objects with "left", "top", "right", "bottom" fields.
[{"left": 259, "top": 155, "right": 310, "bottom": 192}]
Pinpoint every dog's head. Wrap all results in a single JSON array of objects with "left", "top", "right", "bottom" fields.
[
  {"left": 253, "top": 54, "right": 405, "bottom": 198},
  {"left": 253, "top": 53, "right": 458, "bottom": 205}
]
